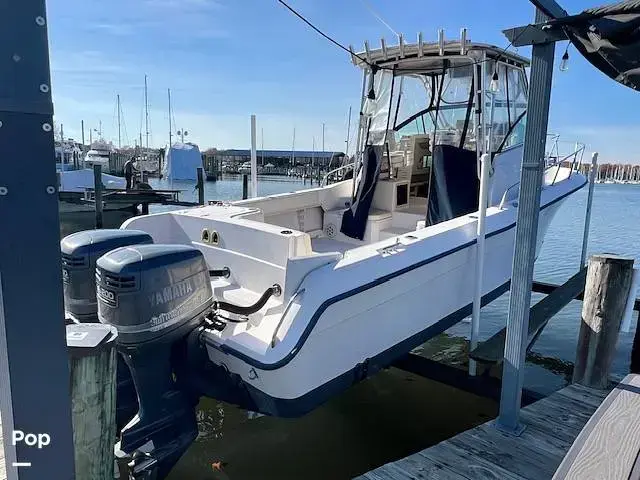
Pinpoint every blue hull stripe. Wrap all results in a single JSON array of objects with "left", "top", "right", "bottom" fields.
[{"left": 243, "top": 279, "right": 512, "bottom": 417}]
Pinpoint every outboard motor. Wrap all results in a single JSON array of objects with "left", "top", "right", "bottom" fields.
[
  {"left": 61, "top": 229, "right": 153, "bottom": 432},
  {"left": 61, "top": 229, "right": 153, "bottom": 322},
  {"left": 97, "top": 244, "right": 213, "bottom": 479}
]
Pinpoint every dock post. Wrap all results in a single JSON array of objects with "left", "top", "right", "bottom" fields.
[
  {"left": 250, "top": 114, "right": 258, "bottom": 198},
  {"left": 67, "top": 323, "right": 118, "bottom": 480},
  {"left": 197, "top": 167, "right": 205, "bottom": 205},
  {"left": 242, "top": 173, "right": 249, "bottom": 200},
  {"left": 573, "top": 254, "right": 634, "bottom": 388},
  {"left": 580, "top": 152, "right": 598, "bottom": 267},
  {"left": 497, "top": 6, "right": 556, "bottom": 434},
  {"left": 94, "top": 164, "right": 103, "bottom": 228},
  {"left": 0, "top": 0, "right": 76, "bottom": 476}
]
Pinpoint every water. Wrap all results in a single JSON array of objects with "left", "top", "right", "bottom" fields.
[
  {"left": 148, "top": 175, "right": 315, "bottom": 209},
  {"left": 146, "top": 178, "right": 640, "bottom": 480}
]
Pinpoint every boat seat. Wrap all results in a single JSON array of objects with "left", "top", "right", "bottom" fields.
[{"left": 368, "top": 208, "right": 392, "bottom": 221}]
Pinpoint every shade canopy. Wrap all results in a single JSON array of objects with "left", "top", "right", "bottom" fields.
[{"left": 561, "top": 1, "right": 640, "bottom": 91}]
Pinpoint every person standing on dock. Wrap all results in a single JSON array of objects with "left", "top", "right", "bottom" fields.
[{"left": 124, "top": 156, "right": 138, "bottom": 190}]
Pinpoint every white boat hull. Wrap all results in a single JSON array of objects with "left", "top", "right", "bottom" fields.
[
  {"left": 123, "top": 166, "right": 584, "bottom": 416},
  {"left": 201, "top": 193, "right": 566, "bottom": 414}
]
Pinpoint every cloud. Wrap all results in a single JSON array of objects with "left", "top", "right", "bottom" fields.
[{"left": 88, "top": 23, "right": 135, "bottom": 36}]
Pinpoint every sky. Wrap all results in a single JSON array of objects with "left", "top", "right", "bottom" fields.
[{"left": 47, "top": 0, "right": 640, "bottom": 163}]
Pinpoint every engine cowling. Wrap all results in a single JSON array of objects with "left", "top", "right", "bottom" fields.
[
  {"left": 97, "top": 244, "right": 213, "bottom": 479},
  {"left": 61, "top": 229, "right": 153, "bottom": 322}
]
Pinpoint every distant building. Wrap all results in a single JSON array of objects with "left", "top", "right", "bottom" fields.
[{"left": 211, "top": 149, "right": 345, "bottom": 169}]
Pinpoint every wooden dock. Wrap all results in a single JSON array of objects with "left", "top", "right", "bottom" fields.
[{"left": 356, "top": 383, "right": 611, "bottom": 480}]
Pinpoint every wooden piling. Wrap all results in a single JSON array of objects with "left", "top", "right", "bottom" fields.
[
  {"left": 573, "top": 254, "right": 634, "bottom": 389},
  {"left": 242, "top": 173, "right": 248, "bottom": 200},
  {"left": 93, "top": 164, "right": 103, "bottom": 228},
  {"left": 67, "top": 323, "right": 118, "bottom": 480},
  {"left": 197, "top": 167, "right": 205, "bottom": 205}
]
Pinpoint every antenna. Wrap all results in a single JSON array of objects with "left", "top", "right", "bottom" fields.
[{"left": 359, "top": 0, "right": 399, "bottom": 39}]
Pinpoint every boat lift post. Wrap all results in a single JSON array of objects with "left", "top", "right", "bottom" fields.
[
  {"left": 580, "top": 152, "right": 598, "bottom": 267},
  {"left": 497, "top": 0, "right": 568, "bottom": 434},
  {"left": 250, "top": 114, "right": 258, "bottom": 198},
  {"left": 0, "top": 0, "right": 76, "bottom": 477},
  {"left": 470, "top": 153, "right": 492, "bottom": 376}
]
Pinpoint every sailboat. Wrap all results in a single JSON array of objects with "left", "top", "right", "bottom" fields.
[{"left": 62, "top": 34, "right": 586, "bottom": 477}]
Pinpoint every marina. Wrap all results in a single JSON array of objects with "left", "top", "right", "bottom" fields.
[{"left": 4, "top": 0, "right": 640, "bottom": 480}]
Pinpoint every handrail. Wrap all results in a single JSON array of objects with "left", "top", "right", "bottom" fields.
[
  {"left": 499, "top": 140, "right": 584, "bottom": 209},
  {"left": 321, "top": 162, "right": 355, "bottom": 186}
]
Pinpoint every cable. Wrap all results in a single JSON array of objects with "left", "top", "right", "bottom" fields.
[
  {"left": 277, "top": 0, "right": 532, "bottom": 74},
  {"left": 276, "top": 0, "right": 376, "bottom": 69}
]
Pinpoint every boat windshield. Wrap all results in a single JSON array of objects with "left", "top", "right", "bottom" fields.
[
  {"left": 393, "top": 64, "right": 476, "bottom": 151},
  {"left": 356, "top": 58, "right": 529, "bottom": 157}
]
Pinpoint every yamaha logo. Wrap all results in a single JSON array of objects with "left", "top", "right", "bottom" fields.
[
  {"left": 148, "top": 279, "right": 193, "bottom": 307},
  {"left": 97, "top": 285, "right": 117, "bottom": 307}
]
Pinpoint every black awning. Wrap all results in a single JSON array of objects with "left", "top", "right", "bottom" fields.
[{"left": 561, "top": 1, "right": 640, "bottom": 90}]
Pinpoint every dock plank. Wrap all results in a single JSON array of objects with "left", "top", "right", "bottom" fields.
[
  {"left": 356, "top": 383, "right": 611, "bottom": 480},
  {"left": 554, "top": 374, "right": 640, "bottom": 479},
  {"left": 470, "top": 268, "right": 587, "bottom": 364}
]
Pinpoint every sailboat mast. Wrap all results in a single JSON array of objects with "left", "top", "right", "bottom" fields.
[
  {"left": 117, "top": 94, "right": 122, "bottom": 149},
  {"left": 261, "top": 127, "right": 264, "bottom": 166},
  {"left": 144, "top": 74, "right": 149, "bottom": 150},
  {"left": 168, "top": 88, "right": 172, "bottom": 148},
  {"left": 291, "top": 127, "right": 296, "bottom": 166},
  {"left": 345, "top": 106, "right": 352, "bottom": 155}
]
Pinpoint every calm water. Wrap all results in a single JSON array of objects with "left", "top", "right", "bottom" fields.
[{"left": 144, "top": 177, "right": 640, "bottom": 480}]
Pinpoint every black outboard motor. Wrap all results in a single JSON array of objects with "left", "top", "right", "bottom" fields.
[
  {"left": 97, "top": 244, "right": 213, "bottom": 479},
  {"left": 61, "top": 229, "right": 153, "bottom": 432}
]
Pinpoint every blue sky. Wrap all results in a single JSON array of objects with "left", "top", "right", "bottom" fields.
[{"left": 48, "top": 0, "right": 640, "bottom": 162}]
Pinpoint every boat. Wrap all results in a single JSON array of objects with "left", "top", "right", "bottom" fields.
[
  {"left": 238, "top": 161, "right": 252, "bottom": 174},
  {"left": 61, "top": 36, "right": 586, "bottom": 477},
  {"left": 162, "top": 142, "right": 203, "bottom": 181},
  {"left": 83, "top": 139, "right": 114, "bottom": 173},
  {"left": 57, "top": 168, "right": 132, "bottom": 237},
  {"left": 58, "top": 137, "right": 136, "bottom": 236}
]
